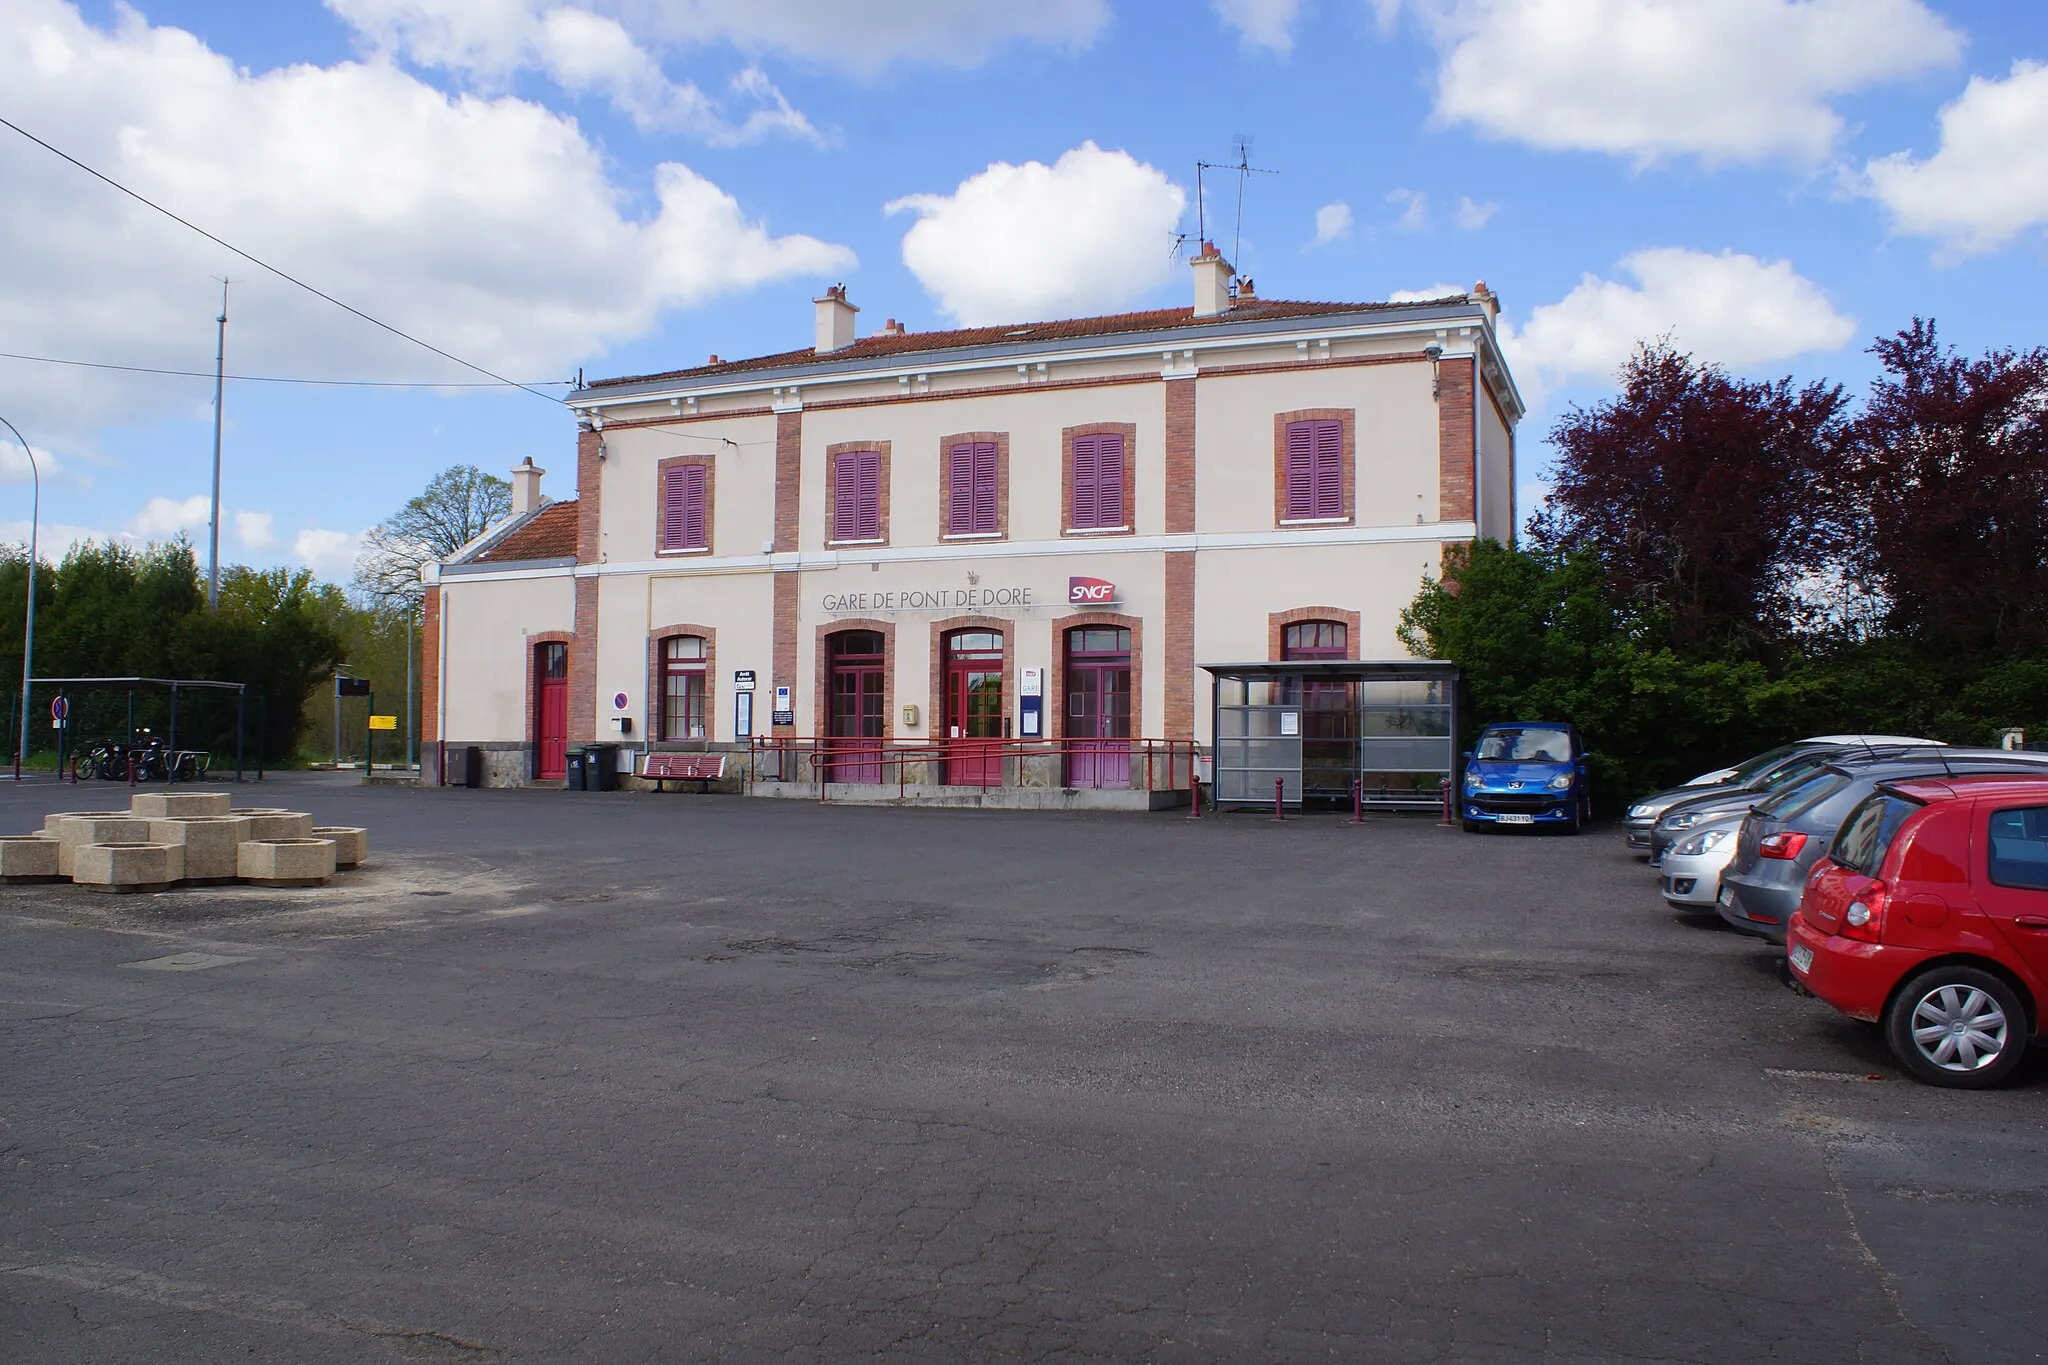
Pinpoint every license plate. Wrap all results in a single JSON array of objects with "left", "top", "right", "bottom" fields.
[
  {"left": 1789, "top": 943, "right": 1814, "bottom": 974},
  {"left": 1499, "top": 813, "right": 1534, "bottom": 825}
]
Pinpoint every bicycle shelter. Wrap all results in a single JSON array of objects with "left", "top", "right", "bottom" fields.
[{"left": 27, "top": 676, "right": 250, "bottom": 782}]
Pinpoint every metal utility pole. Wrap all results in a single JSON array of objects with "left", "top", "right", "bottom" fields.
[
  {"left": 208, "top": 278, "right": 230, "bottom": 610},
  {"left": 405, "top": 607, "right": 415, "bottom": 771},
  {"left": 2, "top": 414, "right": 37, "bottom": 781}
]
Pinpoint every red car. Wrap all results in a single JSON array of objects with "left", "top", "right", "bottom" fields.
[{"left": 1787, "top": 774, "right": 2048, "bottom": 1088}]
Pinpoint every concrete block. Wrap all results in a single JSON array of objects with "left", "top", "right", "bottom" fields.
[
  {"left": 0, "top": 835, "right": 60, "bottom": 882},
  {"left": 73, "top": 841, "right": 184, "bottom": 893},
  {"left": 131, "top": 791, "right": 232, "bottom": 819},
  {"left": 50, "top": 815, "right": 153, "bottom": 877},
  {"left": 311, "top": 826, "right": 367, "bottom": 869},
  {"left": 237, "top": 838, "right": 336, "bottom": 887},
  {"left": 42, "top": 810, "right": 130, "bottom": 838},
  {"left": 148, "top": 816, "right": 253, "bottom": 883},
  {"left": 241, "top": 812, "right": 314, "bottom": 841}
]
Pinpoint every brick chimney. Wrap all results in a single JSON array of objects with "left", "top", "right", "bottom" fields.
[
  {"left": 1470, "top": 280, "right": 1499, "bottom": 321},
  {"left": 1191, "top": 242, "right": 1234, "bottom": 318},
  {"left": 814, "top": 284, "right": 858, "bottom": 353},
  {"left": 510, "top": 457, "right": 544, "bottom": 516}
]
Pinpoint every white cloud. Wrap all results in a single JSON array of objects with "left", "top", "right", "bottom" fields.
[
  {"left": 1312, "top": 201, "right": 1353, "bottom": 245},
  {"left": 1454, "top": 195, "right": 1496, "bottom": 230},
  {"left": 1387, "top": 284, "right": 1467, "bottom": 303},
  {"left": 1395, "top": 0, "right": 1961, "bottom": 164},
  {"left": 887, "top": 143, "right": 1187, "bottom": 325},
  {"left": 1387, "top": 188, "right": 1428, "bottom": 231},
  {"left": 235, "top": 510, "right": 279, "bottom": 552},
  {"left": 128, "top": 494, "right": 211, "bottom": 539},
  {"left": 1213, "top": 0, "right": 1302, "bottom": 54},
  {"left": 328, "top": 0, "right": 820, "bottom": 141},
  {"left": 0, "top": 518, "right": 128, "bottom": 560},
  {"left": 329, "top": 0, "right": 1109, "bottom": 80},
  {"left": 1, "top": 0, "right": 854, "bottom": 453},
  {"left": 1865, "top": 60, "right": 2048, "bottom": 259},
  {"left": 1503, "top": 247, "right": 1857, "bottom": 403},
  {"left": 295, "top": 526, "right": 366, "bottom": 579},
  {"left": 0, "top": 438, "right": 64, "bottom": 485}
]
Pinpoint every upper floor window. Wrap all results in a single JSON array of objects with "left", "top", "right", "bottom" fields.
[
  {"left": 1070, "top": 432, "right": 1127, "bottom": 531},
  {"left": 1283, "top": 621, "right": 1348, "bottom": 660},
  {"left": 1282, "top": 419, "right": 1343, "bottom": 521},
  {"left": 661, "top": 461, "right": 709, "bottom": 551},
  {"left": 947, "top": 441, "right": 999, "bottom": 535},
  {"left": 830, "top": 447, "right": 882, "bottom": 543}
]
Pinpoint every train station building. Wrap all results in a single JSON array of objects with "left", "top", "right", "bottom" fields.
[{"left": 421, "top": 247, "right": 1521, "bottom": 805}]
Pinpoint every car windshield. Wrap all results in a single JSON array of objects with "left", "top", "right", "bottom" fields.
[
  {"left": 1749, "top": 751, "right": 1832, "bottom": 790},
  {"left": 1726, "top": 744, "right": 1799, "bottom": 784},
  {"left": 1475, "top": 726, "right": 1572, "bottom": 762},
  {"left": 1756, "top": 769, "right": 1848, "bottom": 820},
  {"left": 1831, "top": 794, "right": 1921, "bottom": 875}
]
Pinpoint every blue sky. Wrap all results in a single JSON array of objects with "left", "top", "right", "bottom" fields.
[{"left": 3, "top": 0, "right": 2044, "bottom": 582}]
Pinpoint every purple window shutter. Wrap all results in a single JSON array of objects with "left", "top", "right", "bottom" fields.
[
  {"left": 970, "top": 442, "right": 998, "bottom": 532},
  {"left": 832, "top": 453, "right": 858, "bottom": 542},
  {"left": 1284, "top": 424, "right": 1315, "bottom": 519},
  {"left": 1095, "top": 434, "right": 1125, "bottom": 527},
  {"left": 947, "top": 444, "right": 975, "bottom": 534},
  {"left": 663, "top": 468, "right": 686, "bottom": 549},
  {"left": 682, "top": 464, "right": 707, "bottom": 548},
  {"left": 1313, "top": 421, "right": 1343, "bottom": 517},
  {"left": 854, "top": 450, "right": 881, "bottom": 540},
  {"left": 1072, "top": 436, "right": 1100, "bottom": 528}
]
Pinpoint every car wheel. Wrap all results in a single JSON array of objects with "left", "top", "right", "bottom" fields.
[{"left": 1883, "top": 966, "right": 2029, "bottom": 1089}]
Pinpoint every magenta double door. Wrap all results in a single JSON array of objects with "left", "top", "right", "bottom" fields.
[
  {"left": 826, "top": 630, "right": 886, "bottom": 782},
  {"left": 943, "top": 630, "right": 1004, "bottom": 786},
  {"left": 1064, "top": 627, "right": 1131, "bottom": 789}
]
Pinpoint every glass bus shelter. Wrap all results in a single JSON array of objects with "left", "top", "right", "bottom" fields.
[{"left": 1202, "top": 660, "right": 1459, "bottom": 811}]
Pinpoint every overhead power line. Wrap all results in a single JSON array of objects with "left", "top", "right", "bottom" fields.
[
  {"left": 0, "top": 115, "right": 567, "bottom": 407},
  {"left": 0, "top": 349, "right": 573, "bottom": 389}
]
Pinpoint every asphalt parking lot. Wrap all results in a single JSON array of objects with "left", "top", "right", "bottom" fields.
[{"left": 2, "top": 774, "right": 2043, "bottom": 1363}]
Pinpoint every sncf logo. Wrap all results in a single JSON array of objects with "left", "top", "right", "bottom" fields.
[{"left": 1068, "top": 576, "right": 1116, "bottom": 604}]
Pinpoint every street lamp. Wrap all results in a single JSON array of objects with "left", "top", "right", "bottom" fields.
[{"left": 1, "top": 414, "right": 39, "bottom": 781}]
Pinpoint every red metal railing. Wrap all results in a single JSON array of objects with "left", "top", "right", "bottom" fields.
[{"left": 746, "top": 735, "right": 1198, "bottom": 801}]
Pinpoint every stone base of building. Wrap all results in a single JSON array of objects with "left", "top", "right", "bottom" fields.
[{"left": 746, "top": 780, "right": 1186, "bottom": 812}]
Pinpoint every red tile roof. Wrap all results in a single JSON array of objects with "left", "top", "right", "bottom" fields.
[
  {"left": 585, "top": 297, "right": 1460, "bottom": 391},
  {"left": 469, "top": 499, "right": 578, "bottom": 563}
]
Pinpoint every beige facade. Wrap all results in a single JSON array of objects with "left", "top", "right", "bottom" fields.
[{"left": 424, "top": 256, "right": 1522, "bottom": 786}]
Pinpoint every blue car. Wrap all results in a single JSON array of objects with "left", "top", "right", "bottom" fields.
[{"left": 1460, "top": 722, "right": 1593, "bottom": 834}]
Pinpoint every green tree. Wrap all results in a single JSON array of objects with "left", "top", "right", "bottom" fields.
[{"left": 354, "top": 464, "right": 510, "bottom": 610}]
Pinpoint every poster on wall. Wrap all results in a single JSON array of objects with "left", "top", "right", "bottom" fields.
[{"left": 735, "top": 690, "right": 753, "bottom": 738}]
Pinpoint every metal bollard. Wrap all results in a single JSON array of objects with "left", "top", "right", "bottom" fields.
[
  {"left": 1272, "top": 776, "right": 1285, "bottom": 822},
  {"left": 127, "top": 754, "right": 136, "bottom": 788},
  {"left": 1351, "top": 777, "right": 1364, "bottom": 824},
  {"left": 1439, "top": 776, "right": 1455, "bottom": 827},
  {"left": 1186, "top": 770, "right": 1202, "bottom": 820}
]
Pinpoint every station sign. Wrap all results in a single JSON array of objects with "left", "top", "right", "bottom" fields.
[
  {"left": 1067, "top": 576, "right": 1117, "bottom": 605},
  {"left": 734, "top": 669, "right": 756, "bottom": 691},
  {"left": 368, "top": 715, "right": 398, "bottom": 731}
]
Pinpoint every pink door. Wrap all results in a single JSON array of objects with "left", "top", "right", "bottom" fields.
[
  {"left": 826, "top": 630, "right": 886, "bottom": 783},
  {"left": 944, "top": 630, "right": 1004, "bottom": 786},
  {"left": 1064, "top": 626, "right": 1130, "bottom": 789},
  {"left": 535, "top": 642, "right": 568, "bottom": 781}
]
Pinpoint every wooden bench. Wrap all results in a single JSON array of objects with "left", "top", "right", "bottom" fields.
[{"left": 640, "top": 752, "right": 727, "bottom": 794}]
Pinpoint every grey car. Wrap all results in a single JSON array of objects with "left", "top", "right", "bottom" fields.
[
  {"left": 1643, "top": 744, "right": 1938, "bottom": 863},
  {"left": 1623, "top": 735, "right": 1945, "bottom": 855},
  {"left": 1718, "top": 750, "right": 2048, "bottom": 939}
]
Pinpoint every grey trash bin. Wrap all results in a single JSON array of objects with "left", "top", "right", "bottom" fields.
[
  {"left": 589, "top": 745, "right": 620, "bottom": 791},
  {"left": 463, "top": 745, "right": 484, "bottom": 789},
  {"left": 565, "top": 748, "right": 589, "bottom": 791}
]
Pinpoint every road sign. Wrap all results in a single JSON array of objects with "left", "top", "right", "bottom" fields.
[
  {"left": 367, "top": 714, "right": 398, "bottom": 731},
  {"left": 337, "top": 677, "right": 372, "bottom": 697},
  {"left": 50, "top": 695, "right": 68, "bottom": 729}
]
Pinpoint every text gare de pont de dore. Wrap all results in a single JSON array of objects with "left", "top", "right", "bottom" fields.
[{"left": 820, "top": 577, "right": 1117, "bottom": 615}]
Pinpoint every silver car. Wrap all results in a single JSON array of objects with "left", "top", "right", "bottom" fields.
[{"left": 1657, "top": 812, "right": 1746, "bottom": 909}]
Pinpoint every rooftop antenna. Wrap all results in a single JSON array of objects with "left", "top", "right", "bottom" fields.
[{"left": 1195, "top": 137, "right": 1277, "bottom": 276}]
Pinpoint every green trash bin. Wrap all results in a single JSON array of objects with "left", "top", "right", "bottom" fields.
[{"left": 564, "top": 748, "right": 589, "bottom": 791}]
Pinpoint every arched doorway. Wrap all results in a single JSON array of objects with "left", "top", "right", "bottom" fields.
[
  {"left": 825, "top": 629, "right": 886, "bottom": 782},
  {"left": 942, "top": 629, "right": 1004, "bottom": 785},
  {"left": 1064, "top": 625, "right": 1131, "bottom": 788},
  {"left": 533, "top": 641, "right": 568, "bottom": 781}
]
